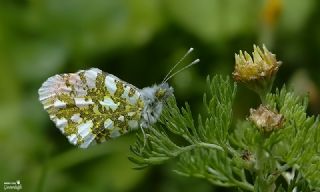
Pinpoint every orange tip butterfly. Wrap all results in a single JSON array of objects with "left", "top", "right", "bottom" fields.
[{"left": 39, "top": 48, "right": 199, "bottom": 148}]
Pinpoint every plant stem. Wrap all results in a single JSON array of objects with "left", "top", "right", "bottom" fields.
[
  {"left": 254, "top": 135, "right": 276, "bottom": 192},
  {"left": 233, "top": 179, "right": 254, "bottom": 191}
]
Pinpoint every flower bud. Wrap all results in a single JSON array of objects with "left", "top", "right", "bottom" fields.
[
  {"left": 233, "top": 45, "right": 281, "bottom": 98},
  {"left": 248, "top": 105, "right": 283, "bottom": 133}
]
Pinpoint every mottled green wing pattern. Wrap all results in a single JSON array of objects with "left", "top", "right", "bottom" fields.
[{"left": 39, "top": 68, "right": 144, "bottom": 148}]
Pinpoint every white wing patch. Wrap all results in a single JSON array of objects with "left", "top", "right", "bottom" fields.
[
  {"left": 53, "top": 99, "right": 67, "bottom": 108},
  {"left": 105, "top": 75, "right": 117, "bottom": 95},
  {"left": 54, "top": 117, "right": 68, "bottom": 130},
  {"left": 100, "top": 97, "right": 118, "bottom": 111},
  {"left": 104, "top": 119, "right": 113, "bottom": 129},
  {"left": 74, "top": 98, "right": 94, "bottom": 107}
]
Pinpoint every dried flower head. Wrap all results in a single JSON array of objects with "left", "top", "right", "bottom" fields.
[
  {"left": 233, "top": 45, "right": 281, "bottom": 97},
  {"left": 248, "top": 105, "right": 283, "bottom": 133}
]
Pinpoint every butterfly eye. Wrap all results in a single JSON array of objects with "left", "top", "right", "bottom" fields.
[{"left": 155, "top": 88, "right": 166, "bottom": 99}]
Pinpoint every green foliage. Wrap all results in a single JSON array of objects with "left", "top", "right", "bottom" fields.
[
  {"left": 265, "top": 87, "right": 320, "bottom": 189},
  {"left": 130, "top": 76, "right": 320, "bottom": 191},
  {"left": 2, "top": 0, "right": 320, "bottom": 191}
]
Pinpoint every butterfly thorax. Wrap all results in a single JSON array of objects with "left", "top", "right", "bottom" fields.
[{"left": 139, "top": 83, "right": 173, "bottom": 128}]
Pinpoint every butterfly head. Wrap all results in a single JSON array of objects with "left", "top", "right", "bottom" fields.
[
  {"left": 155, "top": 82, "right": 174, "bottom": 100},
  {"left": 139, "top": 83, "right": 173, "bottom": 128},
  {"left": 139, "top": 48, "right": 199, "bottom": 128}
]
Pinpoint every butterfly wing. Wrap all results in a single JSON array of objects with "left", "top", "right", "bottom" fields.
[{"left": 39, "top": 68, "right": 144, "bottom": 148}]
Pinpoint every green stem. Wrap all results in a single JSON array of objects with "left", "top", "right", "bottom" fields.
[
  {"left": 257, "top": 86, "right": 269, "bottom": 105},
  {"left": 188, "top": 171, "right": 254, "bottom": 191},
  {"left": 259, "top": 92, "right": 268, "bottom": 105},
  {"left": 254, "top": 75, "right": 275, "bottom": 105},
  {"left": 207, "top": 171, "right": 254, "bottom": 191},
  {"left": 143, "top": 142, "right": 224, "bottom": 164},
  {"left": 254, "top": 135, "right": 276, "bottom": 192},
  {"left": 170, "top": 142, "right": 224, "bottom": 157},
  {"left": 232, "top": 179, "right": 254, "bottom": 191},
  {"left": 198, "top": 142, "right": 224, "bottom": 151}
]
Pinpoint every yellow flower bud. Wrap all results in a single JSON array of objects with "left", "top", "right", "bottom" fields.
[{"left": 233, "top": 45, "right": 281, "bottom": 98}]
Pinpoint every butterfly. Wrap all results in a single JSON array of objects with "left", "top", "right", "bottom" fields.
[{"left": 38, "top": 48, "right": 199, "bottom": 148}]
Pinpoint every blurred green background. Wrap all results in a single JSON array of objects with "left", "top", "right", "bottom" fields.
[{"left": 1, "top": 0, "right": 319, "bottom": 191}]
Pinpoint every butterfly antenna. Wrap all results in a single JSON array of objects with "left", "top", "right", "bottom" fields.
[
  {"left": 163, "top": 59, "right": 200, "bottom": 83},
  {"left": 162, "top": 47, "right": 194, "bottom": 83}
]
